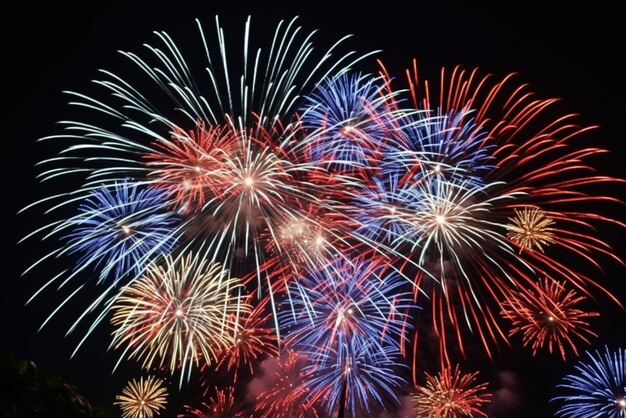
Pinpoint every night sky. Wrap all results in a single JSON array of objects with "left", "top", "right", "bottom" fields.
[{"left": 3, "top": 2, "right": 625, "bottom": 417}]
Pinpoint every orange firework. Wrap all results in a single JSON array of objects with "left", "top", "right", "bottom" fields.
[
  {"left": 502, "top": 277, "right": 599, "bottom": 359},
  {"left": 413, "top": 365, "right": 491, "bottom": 418},
  {"left": 115, "top": 375, "right": 168, "bottom": 418}
]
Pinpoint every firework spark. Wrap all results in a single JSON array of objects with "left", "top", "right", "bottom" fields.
[
  {"left": 553, "top": 346, "right": 626, "bottom": 418},
  {"left": 413, "top": 365, "right": 491, "bottom": 418},
  {"left": 115, "top": 375, "right": 168, "bottom": 418}
]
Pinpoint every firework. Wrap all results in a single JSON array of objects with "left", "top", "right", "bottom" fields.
[
  {"left": 216, "top": 299, "right": 278, "bottom": 382},
  {"left": 300, "top": 72, "right": 393, "bottom": 172},
  {"left": 110, "top": 250, "right": 245, "bottom": 384},
  {"left": 115, "top": 375, "right": 168, "bottom": 418},
  {"left": 506, "top": 207, "right": 555, "bottom": 253},
  {"left": 367, "top": 61, "right": 626, "bottom": 366},
  {"left": 144, "top": 122, "right": 235, "bottom": 214},
  {"left": 21, "top": 16, "right": 374, "bottom": 345},
  {"left": 553, "top": 346, "right": 626, "bottom": 418},
  {"left": 281, "top": 256, "right": 414, "bottom": 358},
  {"left": 254, "top": 350, "right": 320, "bottom": 418},
  {"left": 502, "top": 277, "right": 598, "bottom": 359},
  {"left": 62, "top": 180, "right": 180, "bottom": 282},
  {"left": 382, "top": 109, "right": 495, "bottom": 188},
  {"left": 413, "top": 365, "right": 491, "bottom": 418},
  {"left": 178, "top": 387, "right": 243, "bottom": 418},
  {"left": 305, "top": 339, "right": 406, "bottom": 416}
]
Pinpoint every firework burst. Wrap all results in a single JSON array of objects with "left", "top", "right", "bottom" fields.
[
  {"left": 413, "top": 365, "right": 491, "bottom": 418},
  {"left": 300, "top": 72, "right": 393, "bottom": 172},
  {"left": 215, "top": 299, "right": 278, "bottom": 382},
  {"left": 506, "top": 207, "right": 555, "bottom": 253},
  {"left": 281, "top": 257, "right": 414, "bottom": 358},
  {"left": 502, "top": 277, "right": 599, "bottom": 359},
  {"left": 178, "top": 387, "right": 243, "bottom": 418},
  {"left": 305, "top": 339, "right": 406, "bottom": 417},
  {"left": 115, "top": 375, "right": 168, "bottom": 418},
  {"left": 254, "top": 350, "right": 320, "bottom": 418},
  {"left": 553, "top": 346, "right": 626, "bottom": 418},
  {"left": 110, "top": 250, "right": 245, "bottom": 384}
]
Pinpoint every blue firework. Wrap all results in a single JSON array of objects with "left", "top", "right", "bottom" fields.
[
  {"left": 553, "top": 346, "right": 626, "bottom": 418},
  {"left": 383, "top": 109, "right": 494, "bottom": 187},
  {"left": 348, "top": 173, "right": 421, "bottom": 245},
  {"left": 300, "top": 72, "right": 393, "bottom": 172},
  {"left": 281, "top": 257, "right": 414, "bottom": 359},
  {"left": 63, "top": 181, "right": 180, "bottom": 283},
  {"left": 304, "top": 338, "right": 406, "bottom": 416}
]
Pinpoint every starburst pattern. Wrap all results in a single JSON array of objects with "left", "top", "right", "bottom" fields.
[
  {"left": 115, "top": 375, "right": 168, "bottom": 418},
  {"left": 553, "top": 346, "right": 626, "bottom": 418},
  {"left": 413, "top": 365, "right": 491, "bottom": 418},
  {"left": 502, "top": 277, "right": 599, "bottom": 359},
  {"left": 110, "top": 251, "right": 245, "bottom": 384},
  {"left": 507, "top": 207, "right": 555, "bottom": 252}
]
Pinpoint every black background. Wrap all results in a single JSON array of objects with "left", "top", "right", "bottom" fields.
[{"left": 3, "top": 1, "right": 625, "bottom": 417}]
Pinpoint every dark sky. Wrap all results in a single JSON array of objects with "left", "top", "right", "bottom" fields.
[{"left": 3, "top": 2, "right": 625, "bottom": 417}]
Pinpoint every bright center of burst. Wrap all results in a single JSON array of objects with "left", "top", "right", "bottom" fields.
[
  {"left": 618, "top": 398, "right": 626, "bottom": 408},
  {"left": 244, "top": 176, "right": 254, "bottom": 187},
  {"left": 547, "top": 316, "right": 554, "bottom": 322},
  {"left": 434, "top": 164, "right": 441, "bottom": 173},
  {"left": 121, "top": 225, "right": 132, "bottom": 235},
  {"left": 436, "top": 215, "right": 446, "bottom": 225},
  {"left": 315, "top": 236, "right": 324, "bottom": 246},
  {"left": 175, "top": 308, "right": 184, "bottom": 317}
]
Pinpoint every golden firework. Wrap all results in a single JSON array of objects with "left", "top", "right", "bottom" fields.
[
  {"left": 115, "top": 375, "right": 168, "bottom": 418},
  {"left": 414, "top": 365, "right": 491, "bottom": 418},
  {"left": 507, "top": 207, "right": 555, "bottom": 252}
]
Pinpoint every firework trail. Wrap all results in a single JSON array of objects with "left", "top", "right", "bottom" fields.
[{"left": 553, "top": 346, "right": 626, "bottom": 418}]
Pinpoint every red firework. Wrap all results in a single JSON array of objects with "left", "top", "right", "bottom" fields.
[
  {"left": 178, "top": 386, "right": 243, "bottom": 418},
  {"left": 144, "top": 121, "right": 235, "bottom": 213},
  {"left": 216, "top": 299, "right": 279, "bottom": 383},
  {"left": 502, "top": 277, "right": 599, "bottom": 359},
  {"left": 254, "top": 350, "right": 319, "bottom": 418}
]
